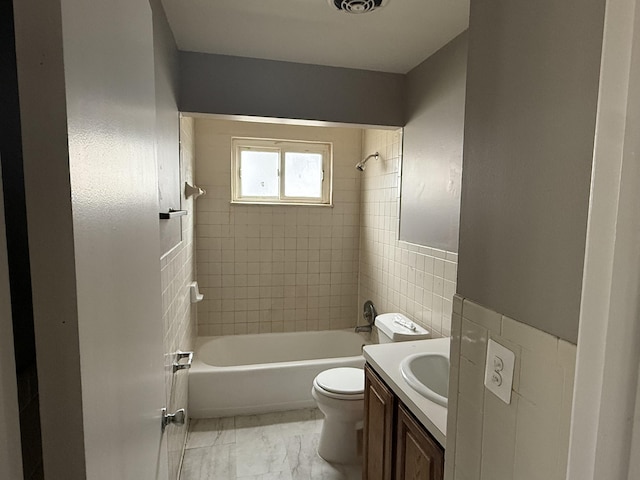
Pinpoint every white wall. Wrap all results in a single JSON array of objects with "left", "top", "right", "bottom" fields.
[{"left": 194, "top": 118, "right": 362, "bottom": 335}]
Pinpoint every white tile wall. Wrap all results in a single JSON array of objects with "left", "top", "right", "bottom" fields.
[
  {"left": 194, "top": 118, "right": 362, "bottom": 335},
  {"left": 446, "top": 295, "right": 577, "bottom": 480},
  {"left": 358, "top": 129, "right": 458, "bottom": 336},
  {"left": 161, "top": 116, "right": 197, "bottom": 479}
]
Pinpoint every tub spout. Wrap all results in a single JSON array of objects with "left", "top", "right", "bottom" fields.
[{"left": 355, "top": 325, "right": 372, "bottom": 333}]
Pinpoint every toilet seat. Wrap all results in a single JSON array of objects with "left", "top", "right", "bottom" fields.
[{"left": 313, "top": 367, "right": 364, "bottom": 400}]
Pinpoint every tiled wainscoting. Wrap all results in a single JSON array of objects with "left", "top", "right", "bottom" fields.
[
  {"left": 358, "top": 129, "right": 457, "bottom": 337},
  {"left": 180, "top": 409, "right": 360, "bottom": 480},
  {"left": 446, "top": 295, "right": 576, "bottom": 480}
]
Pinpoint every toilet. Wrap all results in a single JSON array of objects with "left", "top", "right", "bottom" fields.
[
  {"left": 311, "top": 313, "right": 430, "bottom": 464},
  {"left": 312, "top": 367, "right": 365, "bottom": 464}
]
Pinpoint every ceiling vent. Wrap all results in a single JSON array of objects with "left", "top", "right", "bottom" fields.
[{"left": 328, "top": 0, "right": 389, "bottom": 14}]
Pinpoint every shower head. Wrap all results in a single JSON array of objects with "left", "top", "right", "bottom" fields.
[{"left": 355, "top": 152, "right": 379, "bottom": 171}]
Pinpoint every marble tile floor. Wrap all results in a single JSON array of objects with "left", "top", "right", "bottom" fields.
[{"left": 180, "top": 408, "right": 362, "bottom": 480}]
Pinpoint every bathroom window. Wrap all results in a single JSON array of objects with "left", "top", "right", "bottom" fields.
[{"left": 231, "top": 138, "right": 332, "bottom": 206}]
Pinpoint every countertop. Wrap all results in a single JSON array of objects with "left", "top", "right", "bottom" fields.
[{"left": 363, "top": 337, "right": 449, "bottom": 447}]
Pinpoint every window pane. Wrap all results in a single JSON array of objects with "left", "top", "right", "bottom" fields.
[
  {"left": 240, "top": 150, "right": 279, "bottom": 197},
  {"left": 284, "top": 152, "right": 323, "bottom": 198}
]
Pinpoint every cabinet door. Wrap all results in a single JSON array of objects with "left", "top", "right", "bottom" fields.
[
  {"left": 363, "top": 364, "right": 396, "bottom": 480},
  {"left": 395, "top": 404, "right": 444, "bottom": 480}
]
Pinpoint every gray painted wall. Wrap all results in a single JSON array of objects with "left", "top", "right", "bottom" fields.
[
  {"left": 151, "top": 0, "right": 181, "bottom": 255},
  {"left": 179, "top": 52, "right": 405, "bottom": 126},
  {"left": 400, "top": 32, "right": 467, "bottom": 252},
  {"left": 457, "top": 0, "right": 606, "bottom": 343}
]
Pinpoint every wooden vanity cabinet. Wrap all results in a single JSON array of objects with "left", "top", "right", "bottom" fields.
[
  {"left": 395, "top": 404, "right": 444, "bottom": 480},
  {"left": 363, "top": 364, "right": 396, "bottom": 480},
  {"left": 363, "top": 364, "right": 444, "bottom": 480}
]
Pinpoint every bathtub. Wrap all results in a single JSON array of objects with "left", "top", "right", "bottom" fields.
[{"left": 188, "top": 330, "right": 369, "bottom": 418}]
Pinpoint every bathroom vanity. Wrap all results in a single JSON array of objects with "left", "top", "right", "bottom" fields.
[{"left": 362, "top": 339, "right": 449, "bottom": 480}]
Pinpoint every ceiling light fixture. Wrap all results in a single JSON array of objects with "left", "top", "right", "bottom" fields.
[{"left": 328, "top": 0, "right": 389, "bottom": 14}]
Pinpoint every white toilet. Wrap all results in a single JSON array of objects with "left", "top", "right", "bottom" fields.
[
  {"left": 311, "top": 313, "right": 430, "bottom": 464},
  {"left": 312, "top": 367, "right": 365, "bottom": 464}
]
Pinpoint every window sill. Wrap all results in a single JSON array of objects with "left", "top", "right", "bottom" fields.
[{"left": 230, "top": 201, "right": 333, "bottom": 208}]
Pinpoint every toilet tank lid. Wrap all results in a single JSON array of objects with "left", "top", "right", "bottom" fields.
[{"left": 375, "top": 313, "right": 431, "bottom": 342}]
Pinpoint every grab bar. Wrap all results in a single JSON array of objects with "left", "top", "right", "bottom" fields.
[{"left": 172, "top": 351, "right": 193, "bottom": 373}]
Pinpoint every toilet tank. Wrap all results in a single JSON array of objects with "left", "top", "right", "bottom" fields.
[{"left": 374, "top": 313, "right": 431, "bottom": 343}]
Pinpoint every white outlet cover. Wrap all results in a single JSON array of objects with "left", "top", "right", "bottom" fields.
[{"left": 484, "top": 339, "right": 515, "bottom": 404}]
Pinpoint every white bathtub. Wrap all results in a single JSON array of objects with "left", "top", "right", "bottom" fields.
[{"left": 188, "top": 330, "right": 369, "bottom": 418}]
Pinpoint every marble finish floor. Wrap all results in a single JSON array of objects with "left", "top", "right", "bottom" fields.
[{"left": 180, "top": 408, "right": 362, "bottom": 480}]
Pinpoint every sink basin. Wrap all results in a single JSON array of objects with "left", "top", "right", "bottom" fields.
[{"left": 400, "top": 352, "right": 449, "bottom": 407}]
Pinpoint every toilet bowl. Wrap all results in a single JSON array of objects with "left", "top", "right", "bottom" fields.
[{"left": 311, "top": 367, "right": 364, "bottom": 464}]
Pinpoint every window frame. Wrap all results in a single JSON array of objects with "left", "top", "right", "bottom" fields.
[{"left": 231, "top": 137, "right": 333, "bottom": 206}]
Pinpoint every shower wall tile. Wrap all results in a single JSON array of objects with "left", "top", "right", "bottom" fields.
[
  {"left": 161, "top": 116, "right": 198, "bottom": 479},
  {"left": 447, "top": 296, "right": 577, "bottom": 480},
  {"left": 358, "top": 129, "right": 458, "bottom": 337},
  {"left": 194, "top": 118, "right": 362, "bottom": 335}
]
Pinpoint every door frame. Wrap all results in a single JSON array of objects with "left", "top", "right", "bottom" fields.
[
  {"left": 0, "top": 160, "right": 24, "bottom": 480},
  {"left": 567, "top": 0, "right": 640, "bottom": 477}
]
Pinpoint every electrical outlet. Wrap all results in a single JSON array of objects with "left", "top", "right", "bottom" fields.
[{"left": 484, "top": 339, "right": 515, "bottom": 404}]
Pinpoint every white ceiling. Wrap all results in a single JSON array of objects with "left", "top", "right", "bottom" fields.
[{"left": 161, "top": 0, "right": 470, "bottom": 74}]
